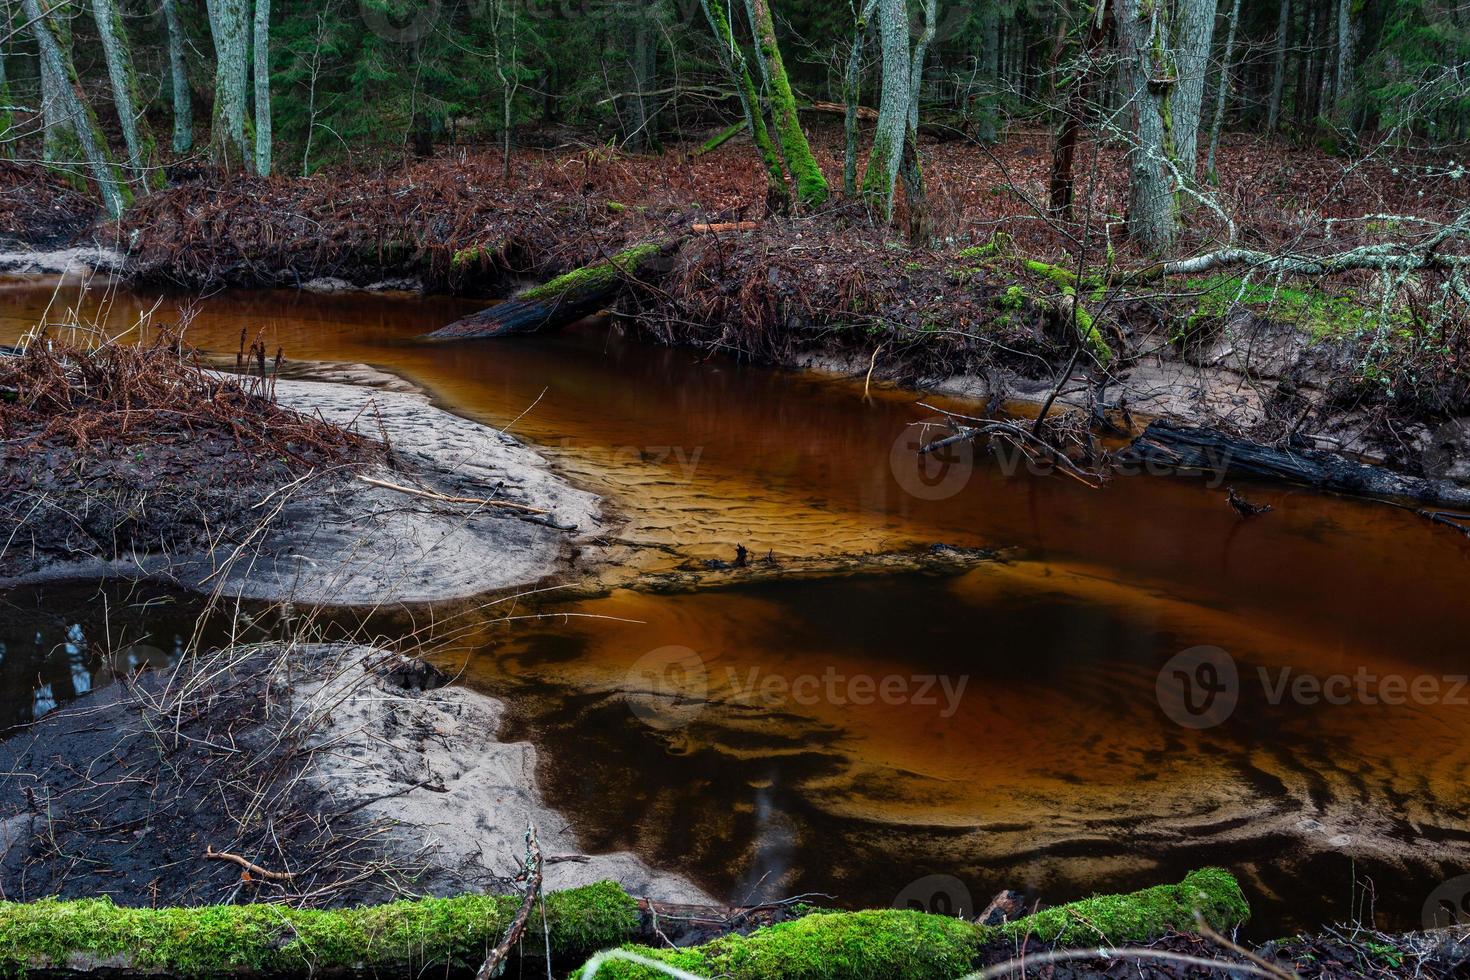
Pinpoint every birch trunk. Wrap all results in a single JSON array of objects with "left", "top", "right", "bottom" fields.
[
  {"left": 1114, "top": 0, "right": 1178, "bottom": 253},
  {"left": 1170, "top": 0, "right": 1216, "bottom": 179},
  {"left": 205, "top": 0, "right": 252, "bottom": 171},
  {"left": 700, "top": 0, "right": 788, "bottom": 208},
  {"left": 253, "top": 0, "right": 271, "bottom": 175},
  {"left": 161, "top": 0, "right": 193, "bottom": 152},
  {"left": 742, "top": 0, "right": 827, "bottom": 205},
  {"left": 90, "top": 0, "right": 154, "bottom": 190},
  {"left": 1204, "top": 0, "right": 1239, "bottom": 182},
  {"left": 1266, "top": 0, "right": 1288, "bottom": 131},
  {"left": 23, "top": 0, "right": 125, "bottom": 216},
  {"left": 861, "top": 0, "right": 908, "bottom": 217}
]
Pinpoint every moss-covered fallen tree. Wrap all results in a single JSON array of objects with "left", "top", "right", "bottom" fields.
[
  {"left": 580, "top": 868, "right": 1248, "bottom": 980},
  {"left": 0, "top": 869, "right": 1247, "bottom": 979},
  {"left": 0, "top": 882, "right": 636, "bottom": 977}
]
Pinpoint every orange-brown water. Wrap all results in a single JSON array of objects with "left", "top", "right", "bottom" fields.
[{"left": 4, "top": 275, "right": 1470, "bottom": 933}]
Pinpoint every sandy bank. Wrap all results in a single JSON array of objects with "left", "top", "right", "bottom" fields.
[
  {"left": 0, "top": 643, "right": 708, "bottom": 906},
  {"left": 1, "top": 374, "right": 604, "bottom": 606}
]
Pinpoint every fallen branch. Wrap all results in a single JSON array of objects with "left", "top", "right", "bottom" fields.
[
  {"left": 427, "top": 240, "right": 680, "bottom": 340},
  {"left": 691, "top": 221, "right": 760, "bottom": 233},
  {"left": 202, "top": 846, "right": 293, "bottom": 882},
  {"left": 475, "top": 824, "right": 544, "bottom": 980},
  {"left": 356, "top": 474, "right": 548, "bottom": 514}
]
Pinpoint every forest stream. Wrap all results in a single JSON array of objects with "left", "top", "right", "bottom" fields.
[{"left": 4, "top": 276, "right": 1470, "bottom": 939}]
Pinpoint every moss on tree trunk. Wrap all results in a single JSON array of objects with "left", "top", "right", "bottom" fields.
[{"left": 742, "top": 0, "right": 828, "bottom": 207}]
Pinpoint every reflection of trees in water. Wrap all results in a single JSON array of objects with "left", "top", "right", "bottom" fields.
[{"left": 0, "top": 586, "right": 192, "bottom": 731}]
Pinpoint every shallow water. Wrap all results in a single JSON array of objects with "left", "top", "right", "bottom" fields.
[{"left": 4, "top": 275, "right": 1470, "bottom": 934}]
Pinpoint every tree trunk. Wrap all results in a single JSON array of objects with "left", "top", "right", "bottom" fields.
[
  {"left": 161, "top": 0, "right": 193, "bottom": 153},
  {"left": 700, "top": 0, "right": 788, "bottom": 209},
  {"left": 23, "top": 0, "right": 126, "bottom": 216},
  {"left": 1266, "top": 0, "right": 1288, "bottom": 131},
  {"left": 861, "top": 0, "right": 909, "bottom": 217},
  {"left": 842, "top": 0, "right": 878, "bottom": 195},
  {"left": 90, "top": 0, "right": 153, "bottom": 191},
  {"left": 205, "top": 0, "right": 252, "bottom": 172},
  {"left": 1049, "top": 3, "right": 1111, "bottom": 219},
  {"left": 973, "top": 1, "right": 1001, "bottom": 143},
  {"left": 0, "top": 30, "right": 11, "bottom": 159},
  {"left": 1332, "top": 0, "right": 1354, "bottom": 126},
  {"left": 1170, "top": 0, "right": 1216, "bottom": 180},
  {"left": 628, "top": 12, "right": 660, "bottom": 153},
  {"left": 897, "top": 0, "right": 936, "bottom": 240},
  {"left": 1205, "top": 0, "right": 1240, "bottom": 181},
  {"left": 253, "top": 0, "right": 271, "bottom": 175},
  {"left": 428, "top": 241, "right": 675, "bottom": 340},
  {"left": 742, "top": 0, "right": 828, "bottom": 206},
  {"left": 1114, "top": 0, "right": 1178, "bottom": 253}
]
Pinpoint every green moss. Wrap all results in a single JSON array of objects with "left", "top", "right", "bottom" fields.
[
  {"left": 591, "top": 909, "right": 985, "bottom": 980},
  {"left": 999, "top": 285, "right": 1028, "bottom": 310},
  {"left": 1183, "top": 273, "right": 1396, "bottom": 341},
  {"left": 521, "top": 243, "right": 662, "bottom": 302},
  {"left": 957, "top": 232, "right": 1013, "bottom": 262},
  {"left": 587, "top": 870, "right": 1248, "bottom": 979},
  {"left": 0, "top": 882, "right": 636, "bottom": 977},
  {"left": 998, "top": 868, "right": 1248, "bottom": 946}
]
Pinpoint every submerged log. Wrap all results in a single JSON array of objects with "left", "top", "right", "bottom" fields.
[
  {"left": 427, "top": 240, "right": 675, "bottom": 341},
  {"left": 1121, "top": 421, "right": 1470, "bottom": 509}
]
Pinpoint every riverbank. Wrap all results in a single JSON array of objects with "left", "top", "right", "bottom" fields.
[
  {"left": 0, "top": 642, "right": 706, "bottom": 908},
  {"left": 0, "top": 340, "right": 603, "bottom": 604},
  {"left": 4, "top": 129, "right": 1466, "bottom": 497}
]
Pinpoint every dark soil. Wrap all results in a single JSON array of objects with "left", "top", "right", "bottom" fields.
[
  {"left": 0, "top": 336, "right": 375, "bottom": 580},
  {"left": 0, "top": 644, "right": 456, "bottom": 907},
  {"left": 0, "top": 162, "right": 99, "bottom": 248}
]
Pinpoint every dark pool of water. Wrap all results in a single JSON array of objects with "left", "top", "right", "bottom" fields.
[{"left": 4, "top": 277, "right": 1470, "bottom": 935}]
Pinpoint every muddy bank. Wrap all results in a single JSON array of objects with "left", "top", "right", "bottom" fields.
[
  {"left": 1, "top": 351, "right": 603, "bottom": 605},
  {"left": 0, "top": 642, "right": 707, "bottom": 906}
]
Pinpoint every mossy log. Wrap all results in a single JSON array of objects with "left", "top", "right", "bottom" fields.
[
  {"left": 1122, "top": 421, "right": 1470, "bottom": 509},
  {"left": 1, "top": 870, "right": 1246, "bottom": 979},
  {"left": 427, "top": 241, "right": 675, "bottom": 341},
  {"left": 0, "top": 882, "right": 637, "bottom": 978},
  {"left": 586, "top": 868, "right": 1249, "bottom": 980}
]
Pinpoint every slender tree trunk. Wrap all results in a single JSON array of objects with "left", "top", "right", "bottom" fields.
[
  {"left": 974, "top": 1, "right": 1000, "bottom": 143},
  {"left": 627, "top": 12, "right": 659, "bottom": 152},
  {"left": 23, "top": 0, "right": 125, "bottom": 216},
  {"left": 861, "top": 0, "right": 908, "bottom": 217},
  {"left": 161, "top": 0, "right": 193, "bottom": 153},
  {"left": 742, "top": 0, "right": 828, "bottom": 205},
  {"left": 700, "top": 0, "right": 788, "bottom": 208},
  {"left": 1114, "top": 0, "right": 1178, "bottom": 253},
  {"left": 1266, "top": 0, "right": 1288, "bottom": 131},
  {"left": 1332, "top": 0, "right": 1354, "bottom": 126},
  {"left": 1205, "top": 0, "right": 1240, "bottom": 181},
  {"left": 205, "top": 0, "right": 252, "bottom": 171},
  {"left": 897, "top": 0, "right": 935, "bottom": 240},
  {"left": 843, "top": 0, "right": 878, "bottom": 195},
  {"left": 0, "top": 28, "right": 11, "bottom": 159},
  {"left": 1049, "top": 3, "right": 1111, "bottom": 219},
  {"left": 253, "top": 0, "right": 271, "bottom": 175},
  {"left": 90, "top": 0, "right": 153, "bottom": 191},
  {"left": 1171, "top": 0, "right": 1216, "bottom": 179}
]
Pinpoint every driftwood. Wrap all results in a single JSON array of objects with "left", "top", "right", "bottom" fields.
[
  {"left": 427, "top": 239, "right": 678, "bottom": 341},
  {"left": 1121, "top": 421, "right": 1470, "bottom": 509},
  {"left": 356, "top": 474, "right": 548, "bottom": 514}
]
